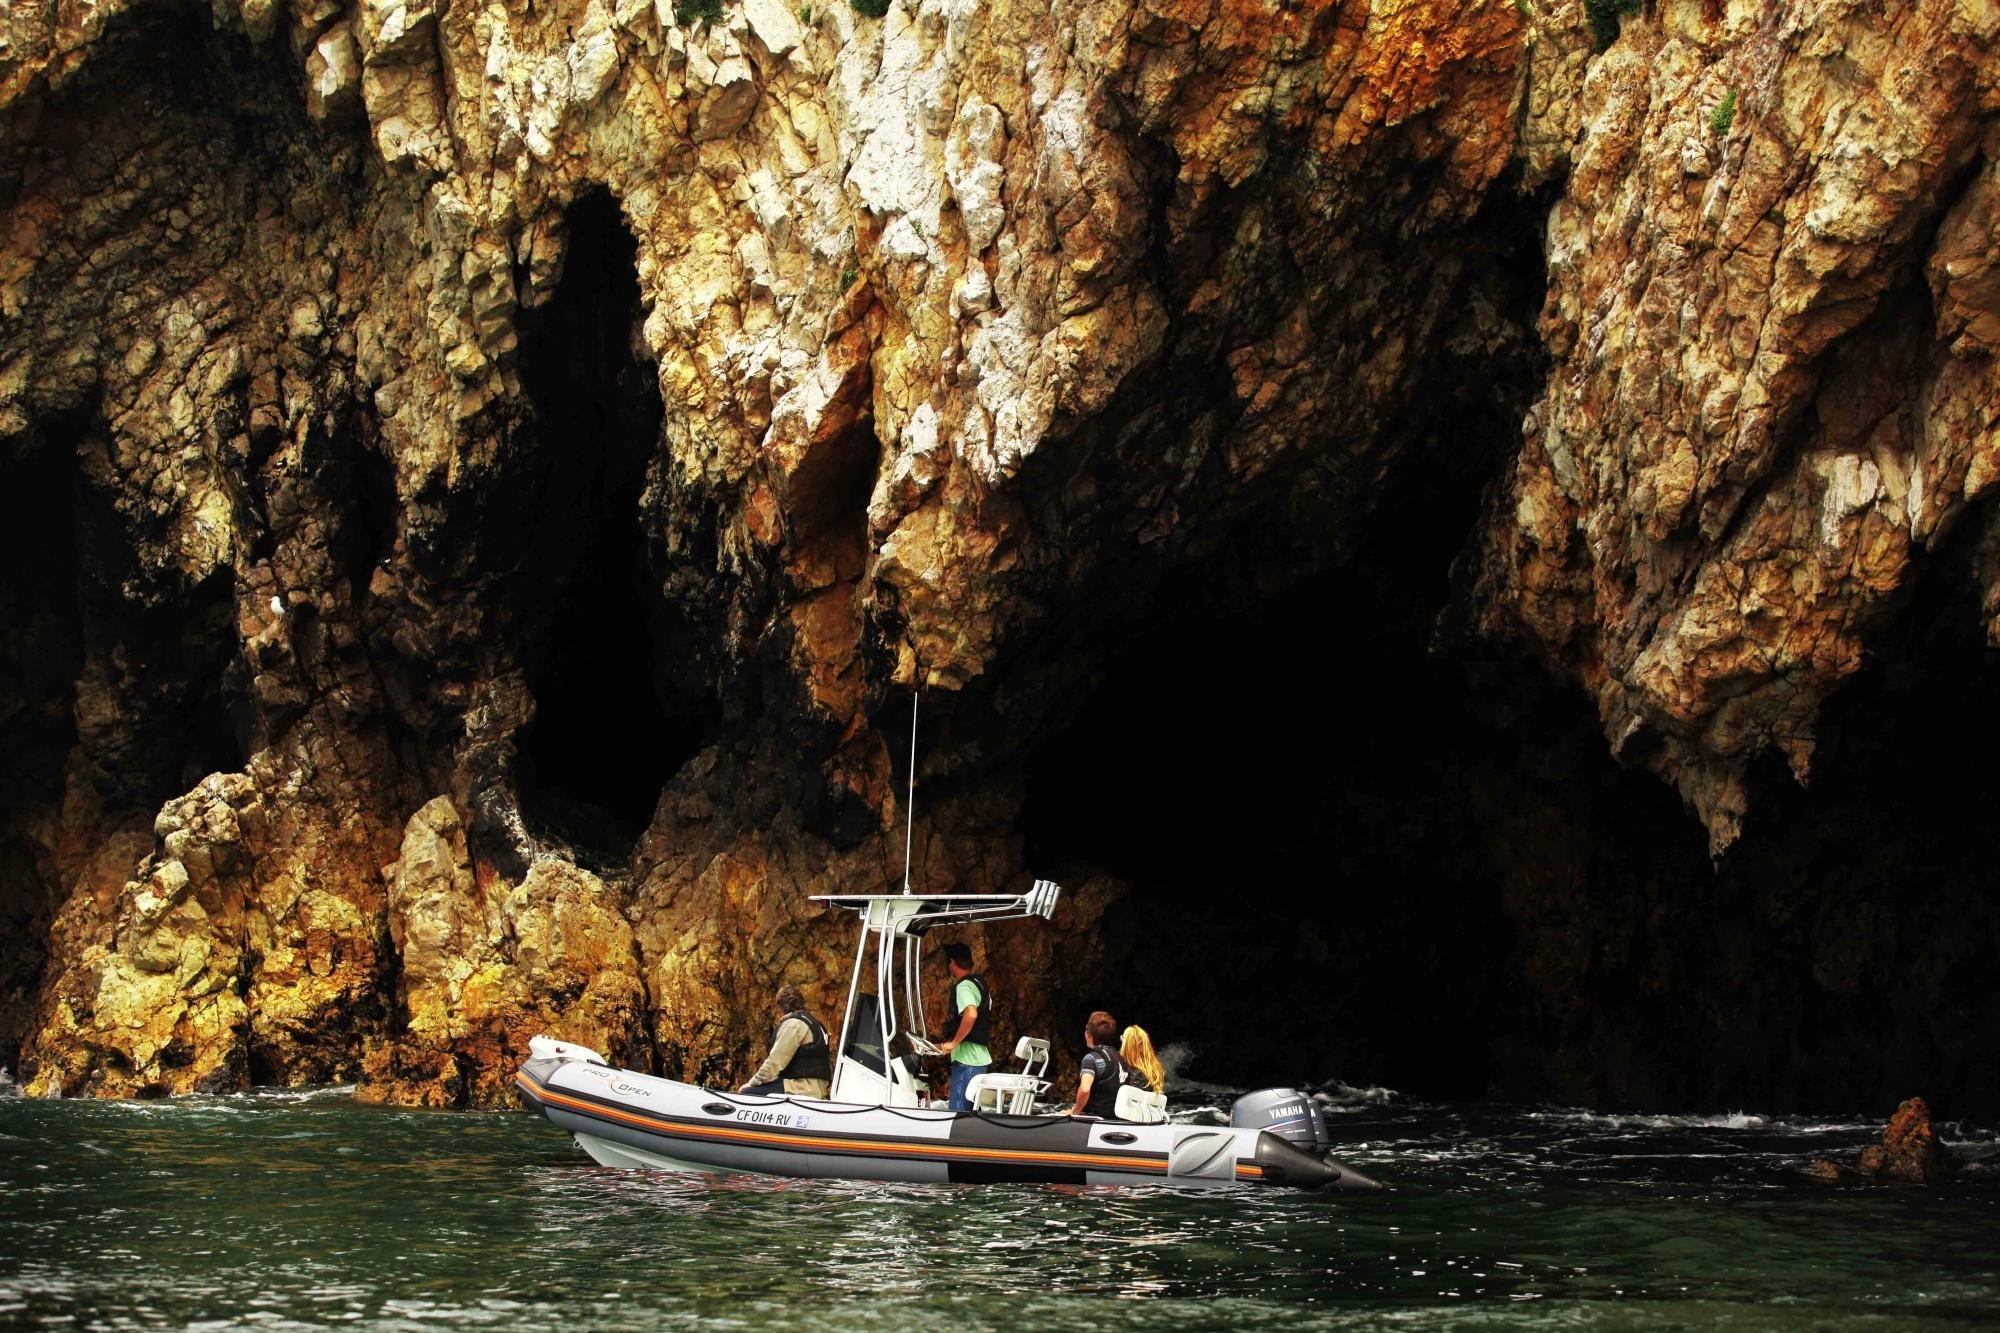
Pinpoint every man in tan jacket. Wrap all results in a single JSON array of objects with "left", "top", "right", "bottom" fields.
[{"left": 740, "top": 984, "right": 833, "bottom": 1099}]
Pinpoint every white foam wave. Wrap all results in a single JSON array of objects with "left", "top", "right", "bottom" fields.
[
  {"left": 1541, "top": 1110, "right": 1769, "bottom": 1131},
  {"left": 241, "top": 1083, "right": 358, "bottom": 1104},
  {"left": 1526, "top": 1106, "right": 1887, "bottom": 1134},
  {"left": 67, "top": 1083, "right": 363, "bottom": 1117},
  {"left": 1315, "top": 1080, "right": 1397, "bottom": 1108}
]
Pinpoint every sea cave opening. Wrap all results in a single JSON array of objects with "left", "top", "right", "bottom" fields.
[
  {"left": 1014, "top": 513, "right": 1656, "bottom": 1104},
  {"left": 1007, "top": 175, "right": 1578, "bottom": 1103},
  {"left": 1008, "top": 157, "right": 2000, "bottom": 1116},
  {"left": 512, "top": 190, "right": 710, "bottom": 861},
  {"left": 0, "top": 420, "right": 86, "bottom": 1071},
  {"left": 1022, "top": 498, "right": 2000, "bottom": 1117},
  {"left": 1698, "top": 515, "right": 2000, "bottom": 1117},
  {"left": 60, "top": 420, "right": 250, "bottom": 819}
]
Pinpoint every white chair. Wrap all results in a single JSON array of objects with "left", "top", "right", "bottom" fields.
[
  {"left": 965, "top": 1036, "right": 1052, "bottom": 1115},
  {"left": 1115, "top": 1084, "right": 1169, "bottom": 1124}
]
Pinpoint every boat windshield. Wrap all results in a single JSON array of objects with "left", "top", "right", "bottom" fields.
[{"left": 842, "top": 993, "right": 888, "bottom": 1076}]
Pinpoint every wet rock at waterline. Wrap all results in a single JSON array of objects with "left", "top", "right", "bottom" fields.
[
  {"left": 1859, "top": 1098, "right": 1960, "bottom": 1184},
  {"left": 1805, "top": 1098, "right": 1960, "bottom": 1184},
  {"left": 0, "top": 0, "right": 1997, "bottom": 1115}
]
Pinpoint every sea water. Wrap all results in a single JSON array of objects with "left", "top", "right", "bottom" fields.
[{"left": 1, "top": 1081, "right": 1995, "bottom": 1328}]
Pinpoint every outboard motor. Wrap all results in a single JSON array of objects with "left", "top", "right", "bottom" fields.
[
  {"left": 1231, "top": 1088, "right": 1382, "bottom": 1192},
  {"left": 1231, "top": 1088, "right": 1330, "bottom": 1151}
]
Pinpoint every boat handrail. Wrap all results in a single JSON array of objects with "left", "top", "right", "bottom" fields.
[{"left": 810, "top": 881, "right": 1061, "bottom": 930}]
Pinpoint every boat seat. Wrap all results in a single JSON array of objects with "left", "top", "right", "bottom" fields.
[
  {"left": 965, "top": 1035, "right": 1054, "bottom": 1115},
  {"left": 1115, "top": 1084, "right": 1169, "bottom": 1124},
  {"left": 966, "top": 1072, "right": 1045, "bottom": 1115}
]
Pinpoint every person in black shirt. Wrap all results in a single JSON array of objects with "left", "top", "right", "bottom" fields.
[{"left": 1069, "top": 1011, "right": 1127, "bottom": 1118}]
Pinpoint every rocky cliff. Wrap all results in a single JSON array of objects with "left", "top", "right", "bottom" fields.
[
  {"left": 1477, "top": 0, "right": 2000, "bottom": 853},
  {"left": 2, "top": 0, "right": 1995, "bottom": 1113}
]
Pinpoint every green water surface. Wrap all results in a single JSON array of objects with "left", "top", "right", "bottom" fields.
[{"left": 0, "top": 1085, "right": 1995, "bottom": 1329}]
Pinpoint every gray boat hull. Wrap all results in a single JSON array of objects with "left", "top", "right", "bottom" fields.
[{"left": 515, "top": 1053, "right": 1382, "bottom": 1191}]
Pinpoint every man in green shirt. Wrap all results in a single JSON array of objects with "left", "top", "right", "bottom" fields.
[{"left": 937, "top": 942, "right": 992, "bottom": 1111}]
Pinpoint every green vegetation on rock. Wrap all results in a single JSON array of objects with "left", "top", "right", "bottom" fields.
[{"left": 1710, "top": 88, "right": 1737, "bottom": 138}]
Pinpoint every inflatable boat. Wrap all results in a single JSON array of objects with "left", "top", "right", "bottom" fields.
[{"left": 515, "top": 884, "right": 1382, "bottom": 1192}]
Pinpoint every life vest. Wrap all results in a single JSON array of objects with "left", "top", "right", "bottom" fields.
[
  {"left": 941, "top": 972, "right": 992, "bottom": 1049},
  {"left": 1081, "top": 1045, "right": 1126, "bottom": 1118},
  {"left": 777, "top": 1011, "right": 831, "bottom": 1082}
]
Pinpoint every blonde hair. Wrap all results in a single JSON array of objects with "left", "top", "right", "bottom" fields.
[{"left": 1120, "top": 1025, "right": 1165, "bottom": 1094}]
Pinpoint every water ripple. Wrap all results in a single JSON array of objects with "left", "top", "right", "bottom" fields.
[{"left": 0, "top": 1090, "right": 1994, "bottom": 1329}]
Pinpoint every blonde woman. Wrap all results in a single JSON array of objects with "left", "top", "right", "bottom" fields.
[{"left": 1119, "top": 1024, "right": 1166, "bottom": 1095}]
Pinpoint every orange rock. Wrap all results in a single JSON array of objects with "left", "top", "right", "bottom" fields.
[{"left": 1858, "top": 1097, "right": 1958, "bottom": 1184}]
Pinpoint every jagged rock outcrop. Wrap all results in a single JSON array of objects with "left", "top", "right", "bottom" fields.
[
  {"left": 1474, "top": 0, "right": 2000, "bottom": 851},
  {"left": 1860, "top": 1096, "right": 1958, "bottom": 1181},
  {"left": 359, "top": 796, "right": 649, "bottom": 1107},
  {"left": 1806, "top": 1095, "right": 1959, "bottom": 1182}
]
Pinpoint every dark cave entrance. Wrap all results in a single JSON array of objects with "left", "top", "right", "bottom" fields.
[
  {"left": 1703, "top": 517, "right": 2000, "bottom": 1117},
  {"left": 1012, "top": 172, "right": 2000, "bottom": 1116},
  {"left": 0, "top": 427, "right": 84, "bottom": 821},
  {"left": 1016, "top": 402, "right": 1590, "bottom": 1101},
  {"left": 331, "top": 432, "right": 399, "bottom": 605},
  {"left": 1009, "top": 174, "right": 1570, "bottom": 1102},
  {"left": 513, "top": 191, "right": 709, "bottom": 860},
  {"left": 1024, "top": 496, "right": 2000, "bottom": 1117},
  {"left": 1021, "top": 583, "right": 1506, "bottom": 1100},
  {"left": 73, "top": 491, "right": 248, "bottom": 815},
  {"left": 114, "top": 578, "right": 248, "bottom": 812},
  {"left": 0, "top": 420, "right": 87, "bottom": 1070}
]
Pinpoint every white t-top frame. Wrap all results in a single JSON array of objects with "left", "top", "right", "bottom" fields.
[{"left": 810, "top": 882, "right": 1061, "bottom": 1107}]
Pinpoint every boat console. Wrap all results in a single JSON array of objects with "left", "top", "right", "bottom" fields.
[{"left": 813, "top": 883, "right": 1063, "bottom": 1109}]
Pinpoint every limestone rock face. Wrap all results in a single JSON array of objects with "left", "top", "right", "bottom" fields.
[
  {"left": 9, "top": 0, "right": 1999, "bottom": 1110},
  {"left": 0, "top": 0, "right": 1543, "bottom": 1103},
  {"left": 28, "top": 763, "right": 397, "bottom": 1096},
  {"left": 1473, "top": 0, "right": 2000, "bottom": 851},
  {"left": 359, "top": 797, "right": 649, "bottom": 1106}
]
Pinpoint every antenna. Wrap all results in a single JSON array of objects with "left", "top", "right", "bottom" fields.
[{"left": 901, "top": 684, "right": 919, "bottom": 894}]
